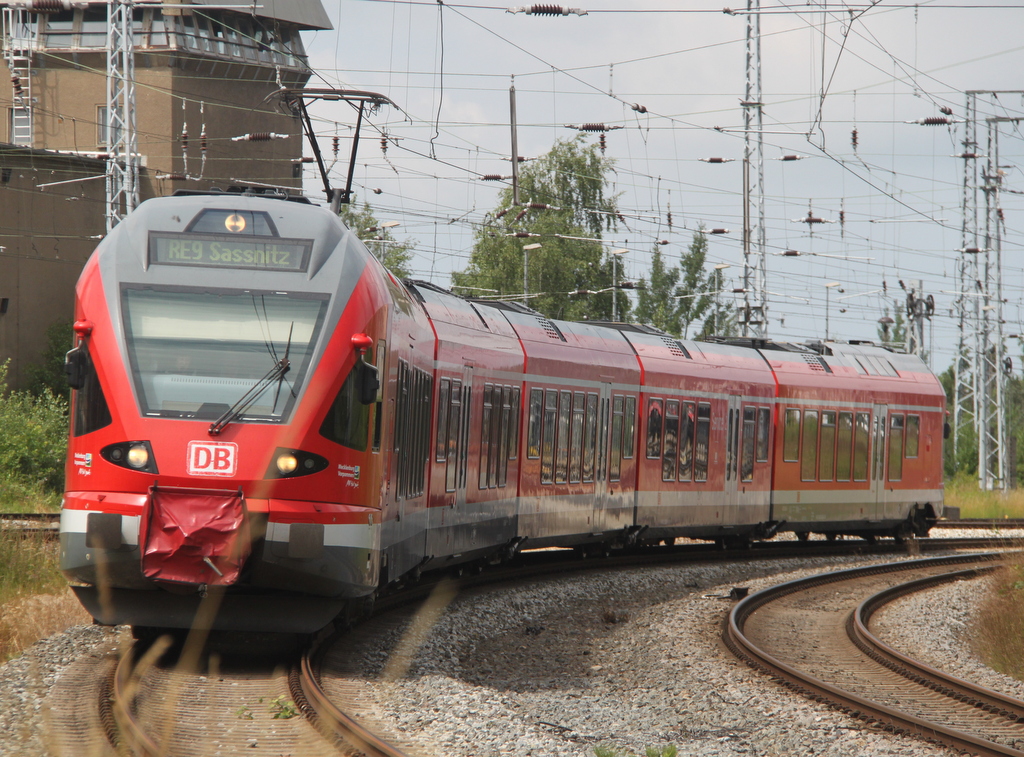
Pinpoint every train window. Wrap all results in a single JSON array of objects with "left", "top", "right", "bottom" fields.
[
  {"left": 610, "top": 395, "right": 624, "bottom": 482},
  {"left": 507, "top": 387, "right": 520, "bottom": 461},
  {"left": 800, "top": 411, "right": 819, "bottom": 482},
  {"left": 741, "top": 406, "right": 756, "bottom": 482},
  {"left": 319, "top": 360, "right": 371, "bottom": 451},
  {"left": 372, "top": 341, "right": 385, "bottom": 453},
  {"left": 836, "top": 412, "right": 853, "bottom": 481},
  {"left": 556, "top": 391, "right": 571, "bottom": 483},
  {"left": 597, "top": 397, "right": 610, "bottom": 480},
  {"left": 436, "top": 378, "right": 450, "bottom": 462},
  {"left": 783, "top": 409, "right": 801, "bottom": 462},
  {"left": 583, "top": 393, "right": 598, "bottom": 482},
  {"left": 479, "top": 384, "right": 494, "bottom": 490},
  {"left": 459, "top": 385, "right": 471, "bottom": 490},
  {"left": 818, "top": 411, "right": 836, "bottom": 482},
  {"left": 853, "top": 412, "right": 870, "bottom": 481},
  {"left": 888, "top": 415, "right": 905, "bottom": 481},
  {"left": 694, "top": 403, "right": 711, "bottom": 482},
  {"left": 756, "top": 407, "right": 770, "bottom": 462},
  {"left": 392, "top": 360, "right": 431, "bottom": 499},
  {"left": 498, "top": 386, "right": 512, "bottom": 486},
  {"left": 663, "top": 400, "right": 680, "bottom": 482},
  {"left": 569, "top": 392, "right": 585, "bottom": 483},
  {"left": 527, "top": 388, "right": 543, "bottom": 459},
  {"left": 623, "top": 396, "right": 637, "bottom": 459},
  {"left": 679, "top": 401, "right": 694, "bottom": 482},
  {"left": 905, "top": 415, "right": 920, "bottom": 458},
  {"left": 541, "top": 389, "right": 557, "bottom": 484},
  {"left": 71, "top": 343, "right": 113, "bottom": 437},
  {"left": 646, "top": 398, "right": 664, "bottom": 459},
  {"left": 725, "top": 407, "right": 734, "bottom": 482},
  {"left": 445, "top": 380, "right": 463, "bottom": 492}
]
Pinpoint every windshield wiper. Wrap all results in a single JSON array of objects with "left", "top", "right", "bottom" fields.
[
  {"left": 207, "top": 323, "right": 294, "bottom": 434},
  {"left": 208, "top": 355, "right": 290, "bottom": 436}
]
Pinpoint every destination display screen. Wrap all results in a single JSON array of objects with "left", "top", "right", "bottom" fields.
[{"left": 148, "top": 232, "right": 312, "bottom": 272}]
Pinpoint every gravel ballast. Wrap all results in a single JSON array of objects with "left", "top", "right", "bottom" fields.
[{"left": 1, "top": 541, "right": 1018, "bottom": 756}]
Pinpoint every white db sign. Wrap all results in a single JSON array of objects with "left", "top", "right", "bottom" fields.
[{"left": 187, "top": 441, "right": 238, "bottom": 477}]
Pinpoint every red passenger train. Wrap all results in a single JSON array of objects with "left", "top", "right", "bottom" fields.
[{"left": 59, "top": 191, "right": 948, "bottom": 634}]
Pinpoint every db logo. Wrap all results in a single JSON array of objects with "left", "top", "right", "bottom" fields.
[{"left": 187, "top": 441, "right": 238, "bottom": 477}]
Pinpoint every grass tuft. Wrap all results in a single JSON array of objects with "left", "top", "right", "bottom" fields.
[
  {"left": 974, "top": 556, "right": 1024, "bottom": 681},
  {"left": 0, "top": 530, "right": 89, "bottom": 660},
  {"left": 945, "top": 473, "right": 1024, "bottom": 520}
]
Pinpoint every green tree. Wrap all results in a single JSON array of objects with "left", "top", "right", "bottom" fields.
[
  {"left": 877, "top": 301, "right": 907, "bottom": 350},
  {"left": 634, "top": 245, "right": 680, "bottom": 334},
  {"left": 696, "top": 264, "right": 739, "bottom": 339},
  {"left": 338, "top": 197, "right": 414, "bottom": 278},
  {"left": 674, "top": 230, "right": 713, "bottom": 338},
  {"left": 452, "top": 136, "right": 625, "bottom": 321}
]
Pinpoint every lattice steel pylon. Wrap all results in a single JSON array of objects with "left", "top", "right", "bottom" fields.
[
  {"left": 740, "top": 0, "right": 767, "bottom": 337},
  {"left": 955, "top": 91, "right": 1019, "bottom": 490},
  {"left": 106, "top": 0, "right": 138, "bottom": 232},
  {"left": 2, "top": 6, "right": 36, "bottom": 147}
]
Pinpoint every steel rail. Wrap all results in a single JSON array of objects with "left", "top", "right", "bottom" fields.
[
  {"left": 852, "top": 567, "right": 1024, "bottom": 721},
  {"left": 110, "top": 643, "right": 163, "bottom": 757},
  {"left": 726, "top": 553, "right": 1024, "bottom": 757},
  {"left": 295, "top": 638, "right": 412, "bottom": 757}
]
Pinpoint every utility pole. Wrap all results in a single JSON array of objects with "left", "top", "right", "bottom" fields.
[
  {"left": 106, "top": 0, "right": 139, "bottom": 231},
  {"left": 740, "top": 0, "right": 767, "bottom": 337},
  {"left": 955, "top": 91, "right": 1021, "bottom": 490}
]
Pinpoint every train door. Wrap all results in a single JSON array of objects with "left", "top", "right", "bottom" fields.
[
  {"left": 871, "top": 403, "right": 888, "bottom": 521},
  {"left": 724, "top": 396, "right": 742, "bottom": 506}
]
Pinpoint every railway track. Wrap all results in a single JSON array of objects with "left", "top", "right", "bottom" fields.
[
  {"left": 49, "top": 536, "right": 1024, "bottom": 757},
  {"left": 726, "top": 552, "right": 1024, "bottom": 756}
]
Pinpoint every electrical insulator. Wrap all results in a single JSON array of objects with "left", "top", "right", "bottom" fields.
[
  {"left": 599, "top": 133, "right": 606, "bottom": 153},
  {"left": 10, "top": 75, "right": 22, "bottom": 96},
  {"left": 332, "top": 136, "right": 339, "bottom": 156},
  {"left": 181, "top": 128, "right": 188, "bottom": 152},
  {"left": 27, "top": 0, "right": 74, "bottom": 12},
  {"left": 200, "top": 128, "right": 207, "bottom": 154},
  {"left": 851, "top": 128, "right": 858, "bottom": 149},
  {"left": 709, "top": 228, "right": 729, "bottom": 235},
  {"left": 666, "top": 212, "right": 672, "bottom": 228},
  {"left": 231, "top": 132, "right": 289, "bottom": 142},
  {"left": 580, "top": 123, "right": 607, "bottom": 132},
  {"left": 495, "top": 208, "right": 509, "bottom": 219},
  {"left": 631, "top": 103, "right": 647, "bottom": 114},
  {"left": 917, "top": 117, "right": 952, "bottom": 125},
  {"left": 998, "top": 208, "right": 1005, "bottom": 222},
  {"left": 372, "top": 188, "right": 383, "bottom": 194},
  {"left": 528, "top": 203, "right": 551, "bottom": 209},
  {"left": 508, "top": 4, "right": 588, "bottom": 16},
  {"left": 514, "top": 209, "right": 529, "bottom": 222},
  {"left": 379, "top": 136, "right": 387, "bottom": 155},
  {"left": 839, "top": 210, "right": 845, "bottom": 226},
  {"left": 940, "top": 106, "right": 953, "bottom": 116},
  {"left": 481, "top": 175, "right": 505, "bottom": 181}
]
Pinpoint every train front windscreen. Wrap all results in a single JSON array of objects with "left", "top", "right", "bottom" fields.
[{"left": 121, "top": 286, "right": 328, "bottom": 422}]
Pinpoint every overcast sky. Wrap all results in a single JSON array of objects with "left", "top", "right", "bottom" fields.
[{"left": 297, "top": 0, "right": 1024, "bottom": 371}]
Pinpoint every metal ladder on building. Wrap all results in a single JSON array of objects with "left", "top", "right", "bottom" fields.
[{"left": 3, "top": 7, "right": 36, "bottom": 147}]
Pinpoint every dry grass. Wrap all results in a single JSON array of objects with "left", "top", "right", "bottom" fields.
[
  {"left": 0, "top": 531, "right": 90, "bottom": 661},
  {"left": 945, "top": 475, "right": 1024, "bottom": 520},
  {"left": 0, "top": 590, "right": 91, "bottom": 660},
  {"left": 974, "top": 557, "right": 1024, "bottom": 681}
]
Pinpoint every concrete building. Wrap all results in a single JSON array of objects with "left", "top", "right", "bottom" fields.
[{"left": 1, "top": 1, "right": 331, "bottom": 388}]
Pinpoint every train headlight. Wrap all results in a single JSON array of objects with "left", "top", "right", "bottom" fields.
[
  {"left": 126, "top": 444, "right": 150, "bottom": 469},
  {"left": 265, "top": 448, "right": 329, "bottom": 479},
  {"left": 275, "top": 452, "right": 299, "bottom": 475},
  {"left": 100, "top": 441, "right": 158, "bottom": 473}
]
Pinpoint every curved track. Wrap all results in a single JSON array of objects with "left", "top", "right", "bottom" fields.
[{"left": 726, "top": 553, "right": 1024, "bottom": 756}]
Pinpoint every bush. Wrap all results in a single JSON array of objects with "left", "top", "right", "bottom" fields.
[{"left": 0, "top": 360, "right": 68, "bottom": 512}]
